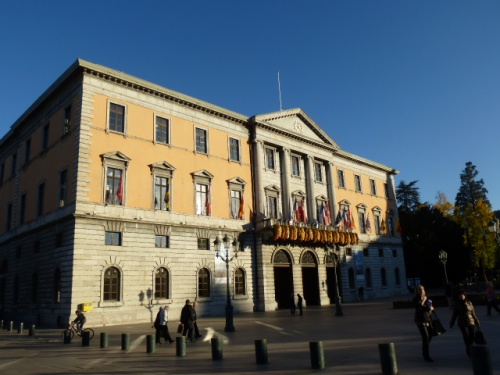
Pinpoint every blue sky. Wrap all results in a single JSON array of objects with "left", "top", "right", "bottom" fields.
[{"left": 1, "top": 1, "right": 499, "bottom": 209}]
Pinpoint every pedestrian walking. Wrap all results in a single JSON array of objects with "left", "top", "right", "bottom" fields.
[
  {"left": 192, "top": 301, "right": 202, "bottom": 338},
  {"left": 160, "top": 305, "right": 175, "bottom": 343},
  {"left": 449, "top": 290, "right": 480, "bottom": 357},
  {"left": 413, "top": 285, "right": 434, "bottom": 362},
  {"left": 180, "top": 299, "right": 195, "bottom": 343},
  {"left": 297, "top": 294, "right": 303, "bottom": 316},
  {"left": 486, "top": 281, "right": 500, "bottom": 316}
]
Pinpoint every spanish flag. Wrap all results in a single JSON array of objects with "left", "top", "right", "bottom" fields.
[
  {"left": 164, "top": 182, "right": 170, "bottom": 210},
  {"left": 238, "top": 195, "right": 244, "bottom": 219}
]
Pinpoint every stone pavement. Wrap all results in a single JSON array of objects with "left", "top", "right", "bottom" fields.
[{"left": 0, "top": 295, "right": 499, "bottom": 375}]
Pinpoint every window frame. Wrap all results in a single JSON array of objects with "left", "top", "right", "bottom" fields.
[
  {"left": 229, "top": 137, "right": 241, "bottom": 162},
  {"left": 107, "top": 102, "right": 126, "bottom": 134},
  {"left": 101, "top": 151, "right": 130, "bottom": 206},
  {"left": 354, "top": 174, "right": 362, "bottom": 192},
  {"left": 59, "top": 169, "right": 68, "bottom": 208},
  {"left": 63, "top": 105, "right": 72, "bottom": 135},
  {"left": 42, "top": 123, "right": 50, "bottom": 151},
  {"left": 291, "top": 154, "right": 301, "bottom": 177},
  {"left": 37, "top": 182, "right": 45, "bottom": 217},
  {"left": 151, "top": 161, "right": 175, "bottom": 211},
  {"left": 314, "top": 162, "right": 323, "bottom": 182},
  {"left": 234, "top": 267, "right": 246, "bottom": 296},
  {"left": 105, "top": 231, "right": 122, "bottom": 246},
  {"left": 103, "top": 266, "right": 122, "bottom": 302},
  {"left": 337, "top": 169, "right": 345, "bottom": 188},
  {"left": 155, "top": 235, "right": 170, "bottom": 248},
  {"left": 197, "top": 268, "right": 211, "bottom": 298},
  {"left": 155, "top": 115, "right": 171, "bottom": 145},
  {"left": 192, "top": 170, "right": 213, "bottom": 216},
  {"left": 370, "top": 179, "right": 377, "bottom": 196},
  {"left": 154, "top": 267, "right": 170, "bottom": 300},
  {"left": 264, "top": 146, "right": 276, "bottom": 170},
  {"left": 195, "top": 126, "right": 208, "bottom": 154},
  {"left": 264, "top": 185, "right": 280, "bottom": 219},
  {"left": 228, "top": 177, "right": 246, "bottom": 219}
]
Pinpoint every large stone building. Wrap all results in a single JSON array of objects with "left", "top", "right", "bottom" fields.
[{"left": 0, "top": 60, "right": 405, "bottom": 327}]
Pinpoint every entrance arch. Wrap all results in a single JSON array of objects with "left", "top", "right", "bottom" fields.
[
  {"left": 301, "top": 251, "right": 320, "bottom": 306},
  {"left": 273, "top": 249, "right": 294, "bottom": 309}
]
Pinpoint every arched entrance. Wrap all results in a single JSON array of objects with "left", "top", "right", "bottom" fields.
[
  {"left": 325, "top": 252, "right": 343, "bottom": 304},
  {"left": 301, "top": 251, "right": 320, "bottom": 306},
  {"left": 273, "top": 250, "right": 294, "bottom": 309}
]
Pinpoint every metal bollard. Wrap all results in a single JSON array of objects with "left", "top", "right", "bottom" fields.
[
  {"left": 29, "top": 325, "right": 36, "bottom": 336},
  {"left": 121, "top": 333, "right": 130, "bottom": 350},
  {"left": 255, "top": 339, "right": 269, "bottom": 365},
  {"left": 211, "top": 336, "right": 223, "bottom": 360},
  {"left": 100, "top": 332, "right": 109, "bottom": 348},
  {"left": 378, "top": 343, "right": 398, "bottom": 375},
  {"left": 8, "top": 321, "right": 13, "bottom": 332},
  {"left": 82, "top": 331, "right": 90, "bottom": 347},
  {"left": 18, "top": 322, "right": 23, "bottom": 334},
  {"left": 310, "top": 341, "right": 325, "bottom": 370},
  {"left": 63, "top": 329, "right": 72, "bottom": 344},
  {"left": 176, "top": 336, "right": 186, "bottom": 357},
  {"left": 146, "top": 334, "right": 156, "bottom": 353},
  {"left": 471, "top": 345, "right": 493, "bottom": 375}
]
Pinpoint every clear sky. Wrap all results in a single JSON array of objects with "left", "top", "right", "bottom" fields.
[{"left": 1, "top": 1, "right": 499, "bottom": 209}]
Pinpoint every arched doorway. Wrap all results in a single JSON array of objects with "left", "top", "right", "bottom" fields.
[
  {"left": 325, "top": 252, "right": 343, "bottom": 304},
  {"left": 273, "top": 250, "right": 294, "bottom": 309},
  {"left": 301, "top": 251, "right": 320, "bottom": 306}
]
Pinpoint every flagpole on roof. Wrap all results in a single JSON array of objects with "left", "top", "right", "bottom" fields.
[{"left": 277, "top": 70, "right": 283, "bottom": 111}]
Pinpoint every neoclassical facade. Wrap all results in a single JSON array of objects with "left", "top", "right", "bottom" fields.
[{"left": 0, "top": 60, "right": 405, "bottom": 327}]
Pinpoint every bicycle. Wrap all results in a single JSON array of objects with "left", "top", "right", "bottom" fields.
[{"left": 62, "top": 323, "right": 94, "bottom": 340}]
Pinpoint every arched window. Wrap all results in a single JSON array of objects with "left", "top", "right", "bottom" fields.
[
  {"left": 54, "top": 268, "right": 61, "bottom": 303},
  {"left": 348, "top": 267, "right": 355, "bottom": 289},
  {"left": 365, "top": 268, "right": 372, "bottom": 288},
  {"left": 381, "top": 268, "right": 387, "bottom": 287},
  {"left": 104, "top": 266, "right": 121, "bottom": 301},
  {"left": 155, "top": 267, "right": 169, "bottom": 299},
  {"left": 198, "top": 268, "right": 211, "bottom": 298},
  {"left": 395, "top": 268, "right": 401, "bottom": 286},
  {"left": 234, "top": 268, "right": 246, "bottom": 296}
]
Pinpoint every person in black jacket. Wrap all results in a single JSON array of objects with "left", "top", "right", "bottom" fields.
[
  {"left": 449, "top": 290, "right": 480, "bottom": 357},
  {"left": 180, "top": 299, "right": 195, "bottom": 343},
  {"left": 72, "top": 310, "right": 87, "bottom": 333},
  {"left": 413, "top": 285, "right": 434, "bottom": 362}
]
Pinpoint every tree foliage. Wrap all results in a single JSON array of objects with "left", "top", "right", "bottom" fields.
[
  {"left": 396, "top": 180, "right": 421, "bottom": 213},
  {"left": 455, "top": 162, "right": 490, "bottom": 213}
]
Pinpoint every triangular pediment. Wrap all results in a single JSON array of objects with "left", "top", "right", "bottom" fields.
[{"left": 253, "top": 109, "right": 340, "bottom": 150}]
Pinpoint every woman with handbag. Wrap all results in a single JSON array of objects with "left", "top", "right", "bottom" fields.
[
  {"left": 449, "top": 290, "right": 480, "bottom": 357},
  {"left": 413, "top": 285, "right": 435, "bottom": 362}
]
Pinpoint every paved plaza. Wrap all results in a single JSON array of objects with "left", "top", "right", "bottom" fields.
[{"left": 0, "top": 294, "right": 499, "bottom": 374}]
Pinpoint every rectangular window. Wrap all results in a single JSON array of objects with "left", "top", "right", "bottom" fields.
[
  {"left": 291, "top": 155, "right": 300, "bottom": 176},
  {"left": 392, "top": 249, "right": 397, "bottom": 257},
  {"left": 265, "top": 147, "right": 275, "bottom": 170},
  {"left": 11, "top": 153, "right": 17, "bottom": 177},
  {"left": 374, "top": 215, "right": 381, "bottom": 235},
  {"left": 354, "top": 175, "right": 362, "bottom": 192},
  {"left": 229, "top": 137, "right": 240, "bottom": 162},
  {"left": 25, "top": 138, "right": 31, "bottom": 164},
  {"left": 155, "top": 116, "right": 170, "bottom": 144},
  {"left": 105, "top": 167, "right": 123, "bottom": 205},
  {"left": 230, "top": 190, "right": 243, "bottom": 219},
  {"left": 155, "top": 235, "right": 170, "bottom": 248},
  {"left": 338, "top": 170, "right": 345, "bottom": 188},
  {"left": 384, "top": 183, "right": 389, "bottom": 198},
  {"left": 195, "top": 128, "right": 208, "bottom": 153},
  {"left": 37, "top": 183, "right": 45, "bottom": 217},
  {"left": 359, "top": 211, "right": 366, "bottom": 234},
  {"left": 314, "top": 162, "right": 323, "bottom": 182},
  {"left": 34, "top": 240, "right": 40, "bottom": 254},
  {"left": 388, "top": 217, "right": 394, "bottom": 236},
  {"left": 6, "top": 203, "right": 12, "bottom": 231},
  {"left": 234, "top": 269, "right": 245, "bottom": 295},
  {"left": 64, "top": 105, "right": 71, "bottom": 134},
  {"left": 363, "top": 247, "right": 369, "bottom": 257},
  {"left": 105, "top": 231, "right": 122, "bottom": 246},
  {"left": 267, "top": 196, "right": 278, "bottom": 218},
  {"left": 20, "top": 194, "right": 26, "bottom": 225},
  {"left": 197, "top": 238, "right": 210, "bottom": 250},
  {"left": 195, "top": 183, "right": 209, "bottom": 215},
  {"left": 154, "top": 176, "right": 170, "bottom": 211},
  {"left": 378, "top": 248, "right": 384, "bottom": 257},
  {"left": 370, "top": 179, "right": 377, "bottom": 195},
  {"left": 42, "top": 123, "right": 50, "bottom": 151},
  {"left": 109, "top": 103, "right": 125, "bottom": 133},
  {"left": 59, "top": 169, "right": 68, "bottom": 207}
]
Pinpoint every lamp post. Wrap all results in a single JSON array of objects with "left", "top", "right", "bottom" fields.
[
  {"left": 324, "top": 245, "right": 343, "bottom": 317},
  {"left": 214, "top": 234, "right": 238, "bottom": 332},
  {"left": 438, "top": 250, "right": 448, "bottom": 285}
]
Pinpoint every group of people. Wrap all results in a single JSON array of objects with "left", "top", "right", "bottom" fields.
[
  {"left": 153, "top": 299, "right": 202, "bottom": 345},
  {"left": 413, "top": 284, "right": 483, "bottom": 362}
]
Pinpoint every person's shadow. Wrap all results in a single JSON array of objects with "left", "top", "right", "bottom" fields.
[{"left": 139, "top": 288, "right": 155, "bottom": 322}]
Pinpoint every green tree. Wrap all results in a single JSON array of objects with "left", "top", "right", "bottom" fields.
[
  {"left": 455, "top": 162, "right": 490, "bottom": 213},
  {"left": 396, "top": 180, "right": 421, "bottom": 213}
]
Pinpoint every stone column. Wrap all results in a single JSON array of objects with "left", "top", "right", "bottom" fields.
[
  {"left": 325, "top": 162, "right": 337, "bottom": 219},
  {"left": 305, "top": 156, "right": 315, "bottom": 223},
  {"left": 253, "top": 140, "right": 266, "bottom": 220},
  {"left": 279, "top": 147, "right": 291, "bottom": 222}
]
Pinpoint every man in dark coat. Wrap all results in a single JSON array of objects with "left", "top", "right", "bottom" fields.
[{"left": 180, "top": 299, "right": 195, "bottom": 343}]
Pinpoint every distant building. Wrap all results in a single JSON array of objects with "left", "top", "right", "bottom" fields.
[{"left": 0, "top": 60, "right": 405, "bottom": 327}]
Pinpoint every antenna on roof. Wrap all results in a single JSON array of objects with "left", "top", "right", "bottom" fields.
[{"left": 277, "top": 70, "right": 284, "bottom": 111}]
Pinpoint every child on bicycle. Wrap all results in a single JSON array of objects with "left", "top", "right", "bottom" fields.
[{"left": 72, "top": 310, "right": 87, "bottom": 333}]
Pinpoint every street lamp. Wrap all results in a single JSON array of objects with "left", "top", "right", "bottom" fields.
[
  {"left": 324, "top": 245, "right": 343, "bottom": 317},
  {"left": 438, "top": 250, "right": 448, "bottom": 285},
  {"left": 214, "top": 234, "right": 238, "bottom": 332}
]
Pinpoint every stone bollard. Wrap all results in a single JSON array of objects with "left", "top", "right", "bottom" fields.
[
  {"left": 146, "top": 334, "right": 155, "bottom": 354},
  {"left": 378, "top": 343, "right": 398, "bottom": 375},
  {"left": 82, "top": 331, "right": 90, "bottom": 347},
  {"left": 309, "top": 341, "right": 325, "bottom": 370},
  {"left": 121, "top": 333, "right": 130, "bottom": 351},
  {"left": 211, "top": 336, "right": 223, "bottom": 360},
  {"left": 63, "top": 329, "right": 72, "bottom": 344},
  {"left": 255, "top": 339, "right": 269, "bottom": 365},
  {"left": 8, "top": 321, "right": 14, "bottom": 332},
  {"left": 18, "top": 322, "right": 24, "bottom": 334},
  {"left": 471, "top": 345, "right": 493, "bottom": 375},
  {"left": 176, "top": 336, "right": 186, "bottom": 357},
  {"left": 100, "top": 332, "right": 109, "bottom": 348},
  {"left": 29, "top": 325, "right": 36, "bottom": 336}
]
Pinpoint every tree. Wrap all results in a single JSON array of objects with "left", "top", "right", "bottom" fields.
[
  {"left": 434, "top": 191, "right": 454, "bottom": 217},
  {"left": 396, "top": 180, "right": 421, "bottom": 213},
  {"left": 455, "top": 162, "right": 490, "bottom": 213}
]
